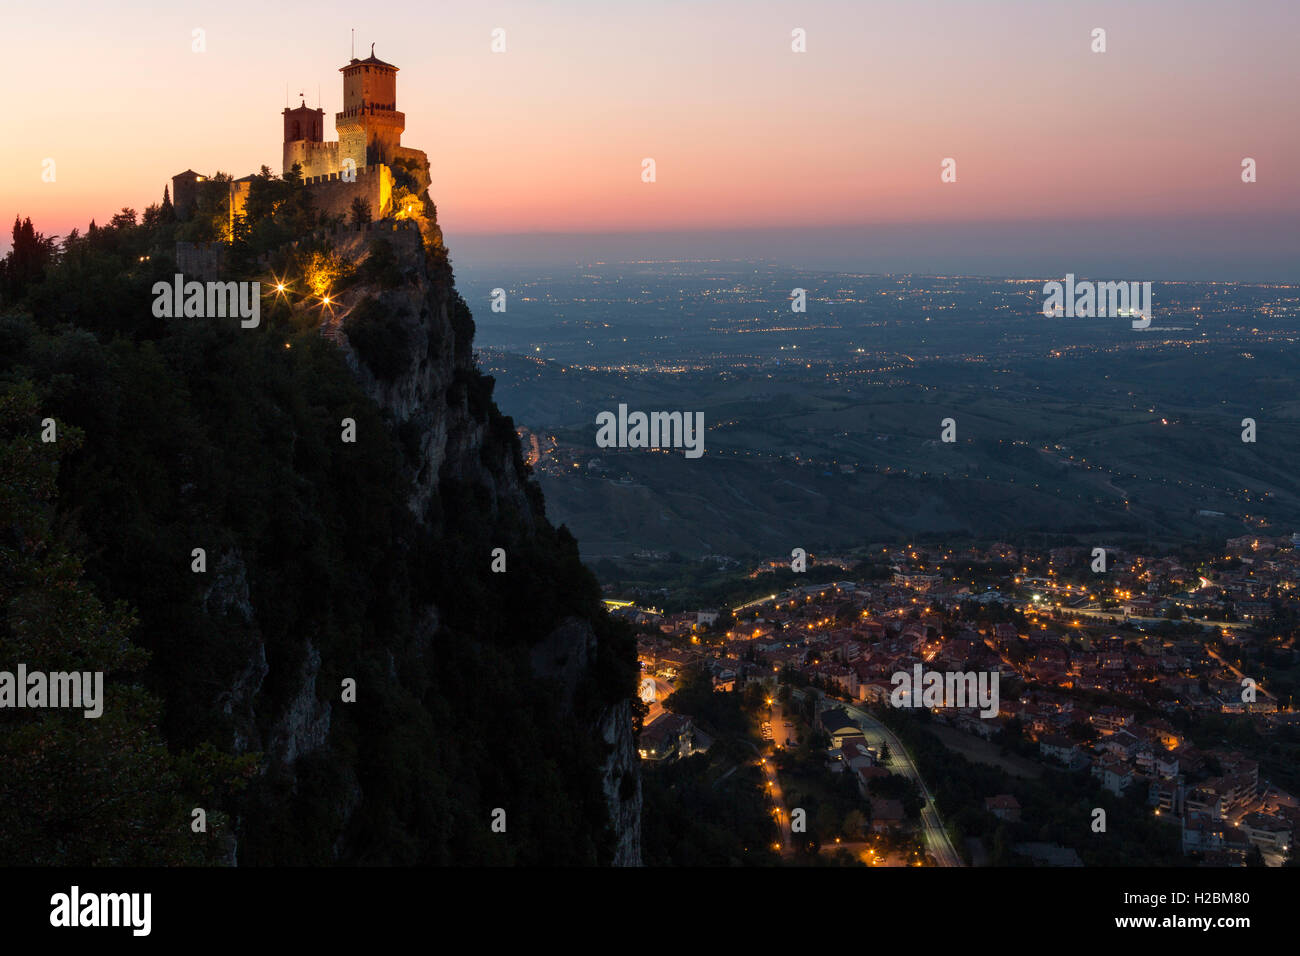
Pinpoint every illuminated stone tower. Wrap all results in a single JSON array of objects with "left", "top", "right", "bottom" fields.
[
  {"left": 282, "top": 96, "right": 339, "bottom": 179},
  {"left": 336, "top": 45, "right": 406, "bottom": 172}
]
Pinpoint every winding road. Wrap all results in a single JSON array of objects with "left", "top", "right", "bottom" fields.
[{"left": 805, "top": 690, "right": 964, "bottom": 867}]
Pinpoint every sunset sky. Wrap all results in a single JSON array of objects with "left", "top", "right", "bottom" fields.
[{"left": 3, "top": 0, "right": 1297, "bottom": 277}]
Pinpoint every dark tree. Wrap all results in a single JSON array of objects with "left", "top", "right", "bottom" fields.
[
  {"left": 0, "top": 216, "right": 58, "bottom": 302},
  {"left": 349, "top": 196, "right": 373, "bottom": 226}
]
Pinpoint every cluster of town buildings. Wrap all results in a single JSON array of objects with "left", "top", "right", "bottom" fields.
[{"left": 629, "top": 535, "right": 1300, "bottom": 864}]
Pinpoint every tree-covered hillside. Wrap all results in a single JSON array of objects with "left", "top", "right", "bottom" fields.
[{"left": 0, "top": 179, "right": 639, "bottom": 865}]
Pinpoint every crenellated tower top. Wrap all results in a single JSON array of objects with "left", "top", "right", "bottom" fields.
[{"left": 336, "top": 46, "right": 405, "bottom": 171}]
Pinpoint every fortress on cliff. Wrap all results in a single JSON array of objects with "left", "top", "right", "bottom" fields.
[{"left": 170, "top": 45, "right": 431, "bottom": 235}]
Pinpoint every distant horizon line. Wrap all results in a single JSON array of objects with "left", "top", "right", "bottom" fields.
[
  {"left": 5, "top": 213, "right": 1297, "bottom": 286},
  {"left": 449, "top": 212, "right": 1299, "bottom": 238},
  {"left": 452, "top": 258, "right": 1298, "bottom": 288}
]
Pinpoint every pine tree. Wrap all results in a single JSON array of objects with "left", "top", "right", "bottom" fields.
[
  {"left": 349, "top": 195, "right": 372, "bottom": 227},
  {"left": 0, "top": 216, "right": 56, "bottom": 301}
]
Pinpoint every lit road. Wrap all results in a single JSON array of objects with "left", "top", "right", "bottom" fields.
[
  {"left": 759, "top": 753, "right": 793, "bottom": 854},
  {"left": 752, "top": 696, "right": 793, "bottom": 855},
  {"left": 1206, "top": 647, "right": 1274, "bottom": 701},
  {"left": 734, "top": 593, "right": 779, "bottom": 613},
  {"left": 769, "top": 701, "right": 797, "bottom": 749},
  {"left": 1059, "top": 606, "right": 1250, "bottom": 632},
  {"left": 831, "top": 695, "right": 964, "bottom": 867},
  {"left": 641, "top": 676, "right": 675, "bottom": 725}
]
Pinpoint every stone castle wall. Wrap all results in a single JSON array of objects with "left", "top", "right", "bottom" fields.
[
  {"left": 291, "top": 219, "right": 423, "bottom": 259},
  {"left": 284, "top": 140, "right": 340, "bottom": 179},
  {"left": 336, "top": 106, "right": 405, "bottom": 172},
  {"left": 303, "top": 164, "right": 394, "bottom": 223},
  {"left": 229, "top": 180, "right": 252, "bottom": 230},
  {"left": 175, "top": 242, "right": 225, "bottom": 281}
]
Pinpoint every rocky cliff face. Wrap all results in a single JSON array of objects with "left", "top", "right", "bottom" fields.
[
  {"left": 529, "top": 617, "right": 642, "bottom": 866},
  {"left": 327, "top": 226, "right": 536, "bottom": 525},
  {"left": 224, "top": 211, "right": 644, "bottom": 864}
]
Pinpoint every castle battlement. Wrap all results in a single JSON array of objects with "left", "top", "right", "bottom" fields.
[
  {"left": 336, "top": 104, "right": 401, "bottom": 120},
  {"left": 302, "top": 164, "right": 387, "bottom": 187}
]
